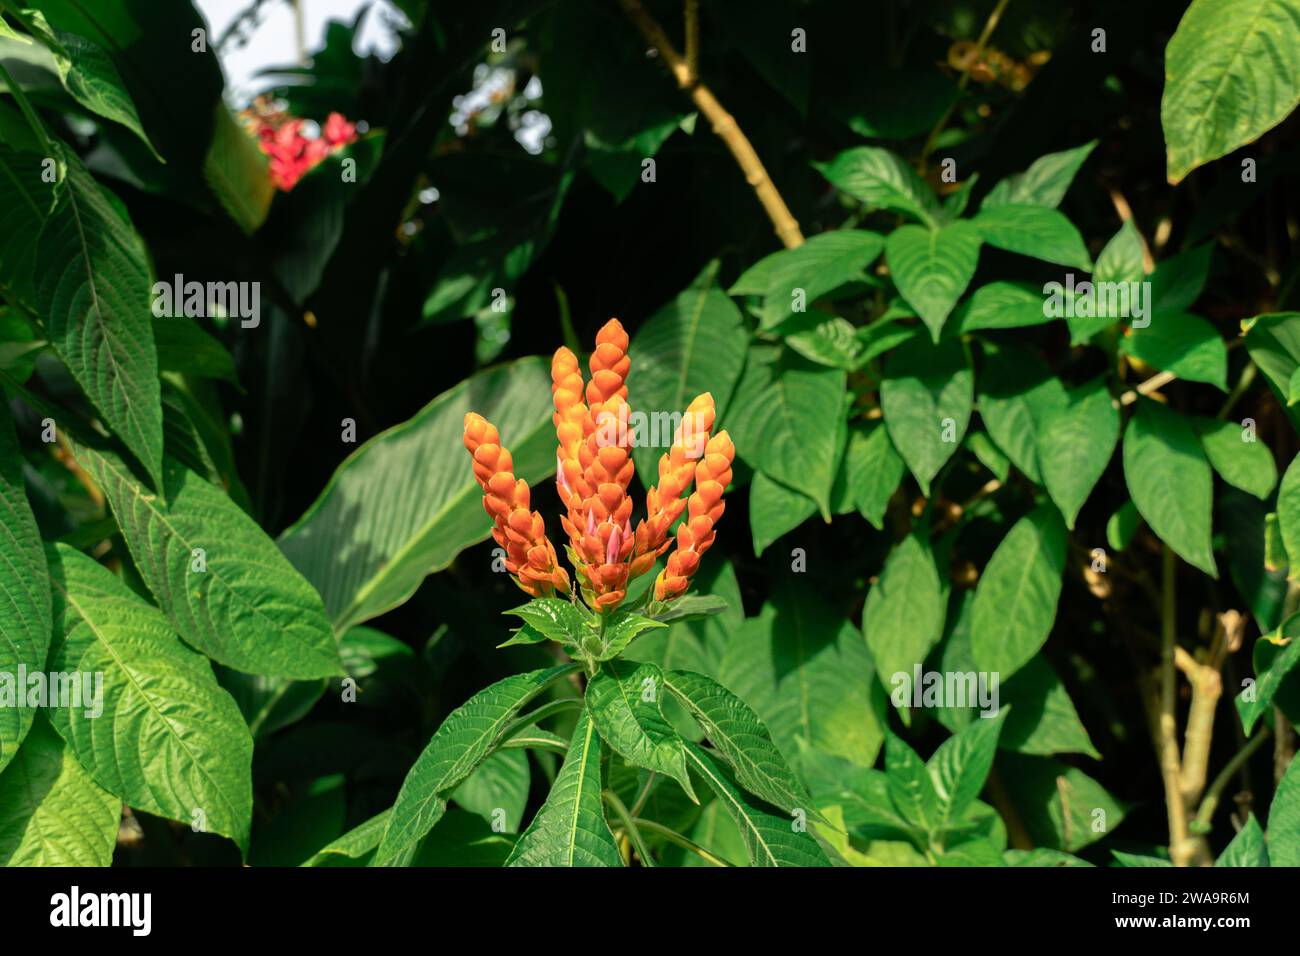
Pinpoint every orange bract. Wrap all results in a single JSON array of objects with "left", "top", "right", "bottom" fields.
[{"left": 462, "top": 318, "right": 733, "bottom": 612}]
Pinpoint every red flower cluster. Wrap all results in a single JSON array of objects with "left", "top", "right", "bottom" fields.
[{"left": 246, "top": 110, "right": 358, "bottom": 191}]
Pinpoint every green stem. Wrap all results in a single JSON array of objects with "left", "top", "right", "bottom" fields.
[
  {"left": 0, "top": 55, "right": 54, "bottom": 154},
  {"left": 1194, "top": 727, "right": 1271, "bottom": 831},
  {"left": 631, "top": 818, "right": 730, "bottom": 867},
  {"left": 498, "top": 734, "right": 569, "bottom": 756},
  {"left": 629, "top": 771, "right": 658, "bottom": 818},
  {"left": 603, "top": 790, "right": 656, "bottom": 867},
  {"left": 497, "top": 697, "right": 584, "bottom": 748}
]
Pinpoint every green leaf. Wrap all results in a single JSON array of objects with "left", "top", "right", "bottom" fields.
[
  {"left": 1216, "top": 814, "right": 1268, "bottom": 866},
  {"left": 45, "top": 544, "right": 253, "bottom": 852},
  {"left": 884, "top": 732, "right": 940, "bottom": 833},
  {"left": 863, "top": 533, "right": 944, "bottom": 696},
  {"left": 1270, "top": 753, "right": 1300, "bottom": 866},
  {"left": 1236, "top": 612, "right": 1300, "bottom": 733},
  {"left": 723, "top": 347, "right": 845, "bottom": 518},
  {"left": 1243, "top": 312, "right": 1300, "bottom": 431},
  {"left": 450, "top": 748, "right": 530, "bottom": 833},
  {"left": 75, "top": 446, "right": 341, "bottom": 679},
  {"left": 1067, "top": 221, "right": 1145, "bottom": 344},
  {"left": 1274, "top": 453, "right": 1300, "bottom": 576},
  {"left": 664, "top": 669, "right": 813, "bottom": 816},
  {"left": 682, "top": 741, "right": 828, "bottom": 866},
  {"left": 36, "top": 156, "right": 163, "bottom": 489},
  {"left": 981, "top": 141, "right": 1097, "bottom": 209},
  {"left": 203, "top": 101, "right": 273, "bottom": 235},
  {"left": 880, "top": 336, "right": 973, "bottom": 494},
  {"left": 885, "top": 222, "right": 981, "bottom": 340},
  {"left": 779, "top": 311, "right": 862, "bottom": 370},
  {"left": 1162, "top": 0, "right": 1300, "bottom": 183},
  {"left": 628, "top": 260, "right": 748, "bottom": 479},
  {"left": 720, "top": 582, "right": 884, "bottom": 768},
  {"left": 0, "top": 400, "right": 51, "bottom": 773},
  {"left": 586, "top": 660, "right": 696, "bottom": 801},
  {"left": 279, "top": 357, "right": 555, "bottom": 631},
  {"left": 1122, "top": 399, "right": 1218, "bottom": 576},
  {"left": 1108, "top": 500, "right": 1142, "bottom": 552},
  {"left": 844, "top": 420, "right": 905, "bottom": 529},
  {"left": 1113, "top": 850, "right": 1173, "bottom": 867},
  {"left": 505, "top": 598, "right": 589, "bottom": 648},
  {"left": 375, "top": 664, "right": 578, "bottom": 865},
  {"left": 1037, "top": 377, "right": 1120, "bottom": 528},
  {"left": 152, "top": 316, "right": 237, "bottom": 384},
  {"left": 928, "top": 709, "right": 1009, "bottom": 830},
  {"left": 1121, "top": 312, "right": 1227, "bottom": 391},
  {"left": 997, "top": 753, "right": 1127, "bottom": 852},
  {"left": 596, "top": 612, "right": 668, "bottom": 661},
  {"left": 302, "top": 809, "right": 389, "bottom": 867},
  {"left": 506, "top": 709, "right": 623, "bottom": 867},
  {"left": 0, "top": 147, "right": 54, "bottom": 303},
  {"left": 977, "top": 342, "right": 1068, "bottom": 485},
  {"left": 1151, "top": 243, "right": 1215, "bottom": 313},
  {"left": 1196, "top": 418, "right": 1277, "bottom": 499},
  {"left": 972, "top": 204, "right": 1092, "bottom": 270},
  {"left": 955, "top": 281, "right": 1054, "bottom": 333},
  {"left": 970, "top": 504, "right": 1068, "bottom": 679},
  {"left": 749, "top": 471, "right": 817, "bottom": 556},
  {"left": 646, "top": 594, "right": 730, "bottom": 626},
  {"left": 730, "top": 230, "right": 884, "bottom": 329},
  {"left": 0, "top": 718, "right": 119, "bottom": 866},
  {"left": 813, "top": 146, "right": 940, "bottom": 225},
  {"left": 968, "top": 430, "right": 1010, "bottom": 481}
]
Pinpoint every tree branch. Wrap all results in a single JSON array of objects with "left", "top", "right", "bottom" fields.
[{"left": 617, "top": 0, "right": 804, "bottom": 248}]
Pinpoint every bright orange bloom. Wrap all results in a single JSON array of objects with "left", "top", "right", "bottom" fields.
[
  {"left": 464, "top": 412, "right": 570, "bottom": 597},
  {"left": 471, "top": 318, "right": 732, "bottom": 616},
  {"left": 654, "top": 431, "right": 735, "bottom": 602}
]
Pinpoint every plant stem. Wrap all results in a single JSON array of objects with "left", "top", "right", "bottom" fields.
[
  {"left": 499, "top": 734, "right": 569, "bottom": 756},
  {"left": 631, "top": 817, "right": 730, "bottom": 867},
  {"left": 603, "top": 790, "right": 656, "bottom": 867},
  {"left": 1158, "top": 546, "right": 1193, "bottom": 866},
  {"left": 1194, "top": 727, "right": 1270, "bottom": 830},
  {"left": 497, "top": 697, "right": 583, "bottom": 747},
  {"left": 918, "top": 0, "right": 1011, "bottom": 169},
  {"left": 617, "top": 0, "right": 804, "bottom": 248},
  {"left": 683, "top": 0, "right": 698, "bottom": 81},
  {"left": 629, "top": 771, "right": 658, "bottom": 818}
]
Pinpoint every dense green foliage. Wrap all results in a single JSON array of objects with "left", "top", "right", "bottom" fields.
[{"left": 3, "top": 0, "right": 1300, "bottom": 868}]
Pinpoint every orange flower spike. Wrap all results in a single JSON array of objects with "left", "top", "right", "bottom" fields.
[
  {"left": 550, "top": 347, "right": 591, "bottom": 506},
  {"left": 654, "top": 431, "right": 734, "bottom": 602},
  {"left": 630, "top": 392, "right": 715, "bottom": 578},
  {"left": 585, "top": 318, "right": 630, "bottom": 410},
  {"left": 462, "top": 413, "right": 570, "bottom": 597}
]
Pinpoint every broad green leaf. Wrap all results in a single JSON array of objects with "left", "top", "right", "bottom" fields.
[
  {"left": 1275, "top": 455, "right": 1300, "bottom": 578},
  {"left": 884, "top": 732, "right": 940, "bottom": 833},
  {"left": 972, "top": 204, "right": 1092, "bottom": 270},
  {"left": 45, "top": 544, "right": 253, "bottom": 851},
  {"left": 1067, "top": 221, "right": 1146, "bottom": 344},
  {"left": 451, "top": 748, "right": 530, "bottom": 833},
  {"left": 1151, "top": 243, "right": 1214, "bottom": 313},
  {"left": 779, "top": 311, "right": 861, "bottom": 370},
  {"left": 1196, "top": 417, "right": 1277, "bottom": 499},
  {"left": 721, "top": 582, "right": 885, "bottom": 768},
  {"left": 723, "top": 346, "right": 845, "bottom": 518},
  {"left": 968, "top": 430, "right": 1010, "bottom": 481},
  {"left": 628, "top": 260, "right": 748, "bottom": 479},
  {"left": 1113, "top": 851, "right": 1173, "bottom": 867},
  {"left": 1122, "top": 399, "right": 1218, "bottom": 576},
  {"left": 1216, "top": 814, "right": 1268, "bottom": 866},
  {"left": 682, "top": 741, "right": 828, "bottom": 866},
  {"left": 844, "top": 420, "right": 905, "bottom": 529},
  {"left": 1121, "top": 312, "right": 1227, "bottom": 390},
  {"left": 880, "top": 336, "right": 973, "bottom": 494},
  {"left": 1037, "top": 377, "right": 1120, "bottom": 528},
  {"left": 414, "top": 808, "right": 517, "bottom": 866},
  {"left": 152, "top": 316, "right": 237, "bottom": 384},
  {"left": 955, "top": 281, "right": 1053, "bottom": 333},
  {"left": 1108, "top": 500, "right": 1141, "bottom": 551},
  {"left": 75, "top": 446, "right": 341, "bottom": 679},
  {"left": 1236, "top": 612, "right": 1300, "bottom": 733},
  {"left": 646, "top": 593, "right": 731, "bottom": 626},
  {"left": 813, "top": 146, "right": 939, "bottom": 225},
  {"left": 505, "top": 598, "right": 590, "bottom": 648},
  {"left": 1004, "top": 848, "right": 1093, "bottom": 867},
  {"left": 730, "top": 230, "right": 884, "bottom": 329},
  {"left": 885, "top": 222, "right": 981, "bottom": 340},
  {"left": 375, "top": 664, "right": 578, "bottom": 865},
  {"left": 36, "top": 156, "right": 163, "bottom": 490},
  {"left": 664, "top": 669, "right": 813, "bottom": 816},
  {"left": 928, "top": 709, "right": 1008, "bottom": 829},
  {"left": 279, "top": 357, "right": 555, "bottom": 631},
  {"left": 0, "top": 401, "right": 51, "bottom": 773},
  {"left": 203, "top": 101, "right": 273, "bottom": 235},
  {"left": 863, "top": 533, "right": 944, "bottom": 695},
  {"left": 0, "top": 718, "right": 119, "bottom": 866},
  {"left": 1162, "top": 0, "right": 1300, "bottom": 183},
  {"left": 749, "top": 470, "right": 816, "bottom": 556},
  {"left": 977, "top": 342, "right": 1068, "bottom": 485},
  {"left": 506, "top": 710, "right": 623, "bottom": 867},
  {"left": 586, "top": 660, "right": 695, "bottom": 801},
  {"left": 981, "top": 141, "right": 1097, "bottom": 209},
  {"left": 970, "top": 504, "right": 1068, "bottom": 679},
  {"left": 1243, "top": 312, "right": 1300, "bottom": 431},
  {"left": 1270, "top": 754, "right": 1300, "bottom": 865},
  {"left": 302, "top": 809, "right": 389, "bottom": 867}
]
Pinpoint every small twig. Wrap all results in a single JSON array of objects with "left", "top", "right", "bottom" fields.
[
  {"left": 1158, "top": 547, "right": 1193, "bottom": 866},
  {"left": 1119, "top": 371, "right": 1177, "bottom": 406},
  {"left": 1194, "top": 728, "right": 1270, "bottom": 831},
  {"left": 617, "top": 0, "right": 804, "bottom": 248},
  {"left": 604, "top": 790, "right": 656, "bottom": 867},
  {"left": 683, "top": 0, "right": 698, "bottom": 82},
  {"left": 631, "top": 817, "right": 730, "bottom": 867}
]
